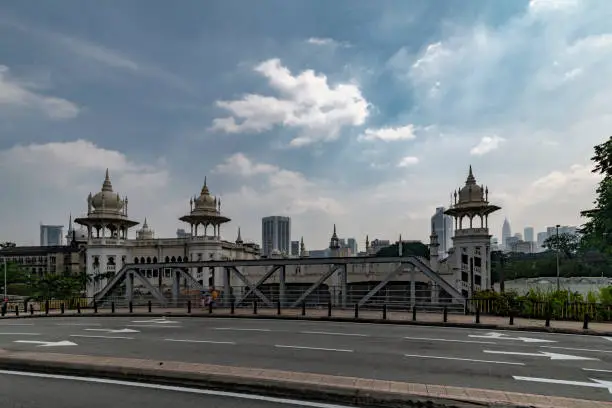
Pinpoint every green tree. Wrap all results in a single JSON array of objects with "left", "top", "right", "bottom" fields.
[
  {"left": 580, "top": 136, "right": 612, "bottom": 256},
  {"left": 542, "top": 232, "right": 580, "bottom": 258},
  {"left": 375, "top": 241, "right": 430, "bottom": 259}
]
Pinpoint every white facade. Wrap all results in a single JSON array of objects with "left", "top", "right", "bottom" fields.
[{"left": 74, "top": 171, "right": 260, "bottom": 298}]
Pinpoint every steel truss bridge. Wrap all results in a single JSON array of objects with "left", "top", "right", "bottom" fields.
[{"left": 93, "top": 256, "right": 464, "bottom": 308}]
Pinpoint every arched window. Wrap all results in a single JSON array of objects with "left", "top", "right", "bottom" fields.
[
  {"left": 165, "top": 256, "right": 170, "bottom": 263},
  {"left": 177, "top": 256, "right": 183, "bottom": 262},
  {"left": 170, "top": 256, "right": 176, "bottom": 262},
  {"left": 134, "top": 257, "right": 139, "bottom": 264},
  {"left": 146, "top": 257, "right": 151, "bottom": 263},
  {"left": 153, "top": 257, "right": 158, "bottom": 263},
  {"left": 140, "top": 257, "right": 145, "bottom": 264}
]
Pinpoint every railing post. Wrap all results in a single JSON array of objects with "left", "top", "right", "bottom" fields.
[
  {"left": 208, "top": 300, "right": 213, "bottom": 314},
  {"left": 94, "top": 301, "right": 98, "bottom": 314},
  {"left": 230, "top": 301, "right": 235, "bottom": 315},
  {"left": 253, "top": 301, "right": 257, "bottom": 315},
  {"left": 45, "top": 300, "right": 49, "bottom": 316},
  {"left": 583, "top": 313, "right": 589, "bottom": 330},
  {"left": 301, "top": 302, "right": 306, "bottom": 316},
  {"left": 464, "top": 299, "right": 469, "bottom": 315},
  {"left": 327, "top": 300, "right": 332, "bottom": 317},
  {"left": 60, "top": 303, "right": 65, "bottom": 315},
  {"left": 354, "top": 304, "right": 359, "bottom": 320},
  {"left": 0, "top": 302, "right": 5, "bottom": 317},
  {"left": 129, "top": 301, "right": 133, "bottom": 314},
  {"left": 475, "top": 305, "right": 480, "bottom": 324},
  {"left": 29, "top": 304, "right": 34, "bottom": 315},
  {"left": 148, "top": 300, "right": 152, "bottom": 313},
  {"left": 382, "top": 304, "right": 387, "bottom": 320},
  {"left": 111, "top": 302, "right": 115, "bottom": 314},
  {"left": 443, "top": 306, "right": 448, "bottom": 323},
  {"left": 509, "top": 310, "right": 514, "bottom": 326},
  {"left": 277, "top": 301, "right": 281, "bottom": 315},
  {"left": 545, "top": 303, "right": 551, "bottom": 328},
  {"left": 77, "top": 303, "right": 81, "bottom": 314},
  {"left": 15, "top": 305, "right": 19, "bottom": 317},
  {"left": 412, "top": 306, "right": 416, "bottom": 321},
  {"left": 187, "top": 300, "right": 191, "bottom": 314}
]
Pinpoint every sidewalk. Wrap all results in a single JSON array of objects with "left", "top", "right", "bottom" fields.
[
  {"left": 0, "top": 349, "right": 605, "bottom": 408},
  {"left": 2, "top": 306, "right": 611, "bottom": 335}
]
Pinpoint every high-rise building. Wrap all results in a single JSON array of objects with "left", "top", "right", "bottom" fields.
[
  {"left": 502, "top": 218, "right": 512, "bottom": 250},
  {"left": 176, "top": 228, "right": 190, "bottom": 238},
  {"left": 346, "top": 238, "right": 357, "bottom": 255},
  {"left": 431, "top": 207, "right": 453, "bottom": 256},
  {"left": 290, "top": 240, "right": 299, "bottom": 257},
  {"left": 536, "top": 231, "right": 548, "bottom": 251},
  {"left": 40, "top": 224, "right": 63, "bottom": 246},
  {"left": 261, "top": 216, "right": 291, "bottom": 257},
  {"left": 524, "top": 227, "right": 534, "bottom": 243}
]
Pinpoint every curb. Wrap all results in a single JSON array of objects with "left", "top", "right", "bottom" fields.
[
  {"left": 2, "top": 311, "right": 611, "bottom": 336},
  {"left": 0, "top": 353, "right": 573, "bottom": 408}
]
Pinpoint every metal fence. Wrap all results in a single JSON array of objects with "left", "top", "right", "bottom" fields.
[{"left": 468, "top": 298, "right": 612, "bottom": 321}]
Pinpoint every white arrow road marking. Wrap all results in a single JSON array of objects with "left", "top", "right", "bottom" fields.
[
  {"left": 514, "top": 376, "right": 612, "bottom": 393},
  {"left": 469, "top": 332, "right": 556, "bottom": 343},
  {"left": 404, "top": 354, "right": 524, "bottom": 366},
  {"left": 604, "top": 337, "right": 612, "bottom": 343},
  {"left": 131, "top": 318, "right": 179, "bottom": 324},
  {"left": 85, "top": 328, "right": 140, "bottom": 334},
  {"left": 14, "top": 340, "right": 77, "bottom": 347},
  {"left": 484, "top": 350, "right": 598, "bottom": 361}
]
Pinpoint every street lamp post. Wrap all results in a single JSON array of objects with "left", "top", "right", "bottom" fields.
[{"left": 556, "top": 224, "right": 561, "bottom": 291}]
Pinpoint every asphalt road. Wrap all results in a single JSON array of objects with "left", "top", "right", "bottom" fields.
[
  {"left": 0, "top": 370, "right": 356, "bottom": 408},
  {"left": 1, "top": 316, "right": 611, "bottom": 402}
]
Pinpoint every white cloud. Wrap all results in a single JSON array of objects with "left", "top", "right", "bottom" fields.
[
  {"left": 210, "top": 58, "right": 369, "bottom": 146},
  {"left": 0, "top": 140, "right": 177, "bottom": 245},
  {"left": 397, "top": 156, "right": 419, "bottom": 167},
  {"left": 358, "top": 124, "right": 417, "bottom": 142},
  {"left": 306, "top": 37, "right": 350, "bottom": 48},
  {"left": 0, "top": 65, "right": 79, "bottom": 119},
  {"left": 470, "top": 135, "right": 505, "bottom": 156},
  {"left": 214, "top": 153, "right": 277, "bottom": 176}
]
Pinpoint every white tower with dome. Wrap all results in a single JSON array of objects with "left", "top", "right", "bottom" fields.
[{"left": 74, "top": 169, "right": 139, "bottom": 297}]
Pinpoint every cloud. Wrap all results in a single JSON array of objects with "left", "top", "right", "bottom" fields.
[
  {"left": 306, "top": 37, "right": 350, "bottom": 48},
  {"left": 470, "top": 135, "right": 505, "bottom": 155},
  {"left": 210, "top": 58, "right": 369, "bottom": 147},
  {"left": 0, "top": 140, "right": 176, "bottom": 245},
  {"left": 0, "top": 65, "right": 79, "bottom": 119},
  {"left": 358, "top": 124, "right": 417, "bottom": 142},
  {"left": 397, "top": 156, "right": 419, "bottom": 167},
  {"left": 213, "top": 153, "right": 278, "bottom": 176}
]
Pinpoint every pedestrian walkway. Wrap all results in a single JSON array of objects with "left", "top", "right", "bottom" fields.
[
  {"left": 0, "top": 349, "right": 606, "bottom": 408},
  {"left": 2, "top": 305, "right": 611, "bottom": 335}
]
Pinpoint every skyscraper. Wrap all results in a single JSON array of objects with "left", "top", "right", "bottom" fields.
[
  {"left": 502, "top": 218, "right": 512, "bottom": 250},
  {"left": 431, "top": 207, "right": 453, "bottom": 256},
  {"left": 40, "top": 224, "right": 63, "bottom": 246},
  {"left": 524, "top": 227, "right": 534, "bottom": 243},
  {"left": 261, "top": 216, "right": 291, "bottom": 256}
]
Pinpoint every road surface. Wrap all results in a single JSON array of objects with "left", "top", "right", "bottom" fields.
[
  {"left": 1, "top": 316, "right": 611, "bottom": 401},
  {"left": 0, "top": 369, "right": 355, "bottom": 408}
]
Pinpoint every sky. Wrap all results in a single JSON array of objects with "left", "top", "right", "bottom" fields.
[{"left": 0, "top": 0, "right": 609, "bottom": 250}]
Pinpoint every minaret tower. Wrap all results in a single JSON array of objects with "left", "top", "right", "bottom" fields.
[
  {"left": 329, "top": 224, "right": 340, "bottom": 257},
  {"left": 444, "top": 166, "right": 500, "bottom": 297}
]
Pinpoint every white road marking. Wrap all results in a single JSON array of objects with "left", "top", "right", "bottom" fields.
[
  {"left": 56, "top": 323, "right": 102, "bottom": 326},
  {"left": 604, "top": 337, "right": 612, "bottom": 343},
  {"left": 275, "top": 344, "right": 354, "bottom": 353},
  {"left": 14, "top": 340, "right": 77, "bottom": 347},
  {"left": 404, "top": 336, "right": 496, "bottom": 345},
  {"left": 85, "top": 328, "right": 140, "bottom": 334},
  {"left": 70, "top": 335, "right": 134, "bottom": 340},
  {"left": 583, "top": 368, "right": 612, "bottom": 373},
  {"left": 484, "top": 350, "right": 598, "bottom": 361},
  {"left": 469, "top": 332, "right": 556, "bottom": 343},
  {"left": 0, "top": 369, "right": 356, "bottom": 408},
  {"left": 215, "top": 327, "right": 271, "bottom": 332},
  {"left": 541, "top": 346, "right": 612, "bottom": 354},
  {"left": 127, "top": 325, "right": 182, "bottom": 328},
  {"left": 404, "top": 354, "right": 524, "bottom": 366},
  {"left": 514, "top": 375, "right": 612, "bottom": 393},
  {"left": 165, "top": 339, "right": 236, "bottom": 345},
  {"left": 131, "top": 318, "right": 180, "bottom": 324},
  {"left": 300, "top": 331, "right": 368, "bottom": 337},
  {"left": 0, "top": 333, "right": 41, "bottom": 336},
  {"left": 0, "top": 323, "right": 34, "bottom": 326}
]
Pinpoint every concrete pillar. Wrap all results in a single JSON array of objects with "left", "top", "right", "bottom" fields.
[
  {"left": 172, "top": 270, "right": 180, "bottom": 307},
  {"left": 410, "top": 268, "right": 416, "bottom": 307},
  {"left": 223, "top": 267, "right": 231, "bottom": 307},
  {"left": 125, "top": 271, "right": 133, "bottom": 303},
  {"left": 279, "top": 266, "right": 286, "bottom": 307}
]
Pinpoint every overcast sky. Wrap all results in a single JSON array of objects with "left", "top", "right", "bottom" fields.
[{"left": 0, "top": 0, "right": 607, "bottom": 250}]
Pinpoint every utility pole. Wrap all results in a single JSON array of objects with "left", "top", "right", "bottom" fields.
[{"left": 556, "top": 224, "right": 561, "bottom": 291}]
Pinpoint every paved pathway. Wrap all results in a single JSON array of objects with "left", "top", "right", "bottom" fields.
[{"left": 3, "top": 306, "right": 611, "bottom": 335}]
